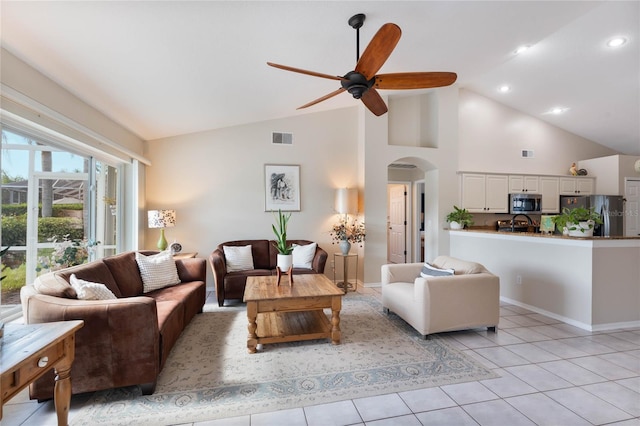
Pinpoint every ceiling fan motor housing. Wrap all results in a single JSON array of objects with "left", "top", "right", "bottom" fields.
[{"left": 341, "top": 71, "right": 374, "bottom": 99}]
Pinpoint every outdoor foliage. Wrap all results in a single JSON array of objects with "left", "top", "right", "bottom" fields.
[
  {"left": 1, "top": 215, "right": 83, "bottom": 246},
  {"left": 36, "top": 235, "right": 99, "bottom": 273}
]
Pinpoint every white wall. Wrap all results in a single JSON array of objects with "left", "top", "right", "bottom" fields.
[
  {"left": 579, "top": 154, "right": 640, "bottom": 195},
  {"left": 458, "top": 90, "right": 617, "bottom": 175},
  {"left": 144, "top": 107, "right": 360, "bottom": 286}
]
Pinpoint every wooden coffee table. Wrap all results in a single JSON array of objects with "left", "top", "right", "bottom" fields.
[{"left": 243, "top": 274, "right": 343, "bottom": 353}]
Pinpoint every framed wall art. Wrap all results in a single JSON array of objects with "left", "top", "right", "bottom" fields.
[{"left": 264, "top": 164, "right": 300, "bottom": 211}]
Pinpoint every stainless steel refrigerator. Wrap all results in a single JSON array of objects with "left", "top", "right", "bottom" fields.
[{"left": 559, "top": 195, "right": 625, "bottom": 236}]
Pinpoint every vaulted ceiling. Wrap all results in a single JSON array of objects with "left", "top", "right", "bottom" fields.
[{"left": 1, "top": 1, "right": 638, "bottom": 154}]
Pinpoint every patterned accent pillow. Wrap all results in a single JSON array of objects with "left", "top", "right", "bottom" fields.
[
  {"left": 70, "top": 274, "right": 117, "bottom": 300},
  {"left": 292, "top": 242, "right": 317, "bottom": 269},
  {"left": 135, "top": 251, "right": 181, "bottom": 293},
  {"left": 420, "top": 263, "right": 455, "bottom": 278},
  {"left": 223, "top": 245, "right": 254, "bottom": 272}
]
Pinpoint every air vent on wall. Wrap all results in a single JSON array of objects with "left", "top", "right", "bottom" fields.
[
  {"left": 272, "top": 132, "right": 293, "bottom": 145},
  {"left": 389, "top": 163, "right": 417, "bottom": 169},
  {"left": 521, "top": 150, "right": 534, "bottom": 158}
]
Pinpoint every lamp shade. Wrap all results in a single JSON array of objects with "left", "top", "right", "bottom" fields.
[
  {"left": 148, "top": 209, "right": 176, "bottom": 228},
  {"left": 335, "top": 188, "right": 357, "bottom": 214}
]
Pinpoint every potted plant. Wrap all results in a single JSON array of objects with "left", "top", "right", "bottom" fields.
[
  {"left": 446, "top": 206, "right": 474, "bottom": 229},
  {"left": 553, "top": 206, "right": 602, "bottom": 237},
  {"left": 272, "top": 209, "right": 293, "bottom": 271}
]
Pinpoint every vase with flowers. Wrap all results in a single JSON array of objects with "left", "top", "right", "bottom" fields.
[{"left": 331, "top": 217, "right": 366, "bottom": 255}]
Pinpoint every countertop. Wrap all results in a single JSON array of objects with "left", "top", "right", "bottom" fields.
[{"left": 448, "top": 228, "right": 640, "bottom": 240}]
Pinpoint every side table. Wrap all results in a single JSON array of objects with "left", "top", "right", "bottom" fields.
[
  {"left": 333, "top": 253, "right": 358, "bottom": 292},
  {"left": 1, "top": 320, "right": 84, "bottom": 426}
]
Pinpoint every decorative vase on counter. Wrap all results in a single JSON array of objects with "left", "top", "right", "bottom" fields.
[
  {"left": 567, "top": 221, "right": 595, "bottom": 237},
  {"left": 449, "top": 221, "right": 463, "bottom": 230},
  {"left": 339, "top": 240, "right": 351, "bottom": 255}
]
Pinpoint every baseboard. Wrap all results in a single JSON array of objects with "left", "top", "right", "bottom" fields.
[{"left": 500, "top": 297, "right": 640, "bottom": 332}]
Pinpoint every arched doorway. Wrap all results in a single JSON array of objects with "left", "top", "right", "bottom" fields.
[{"left": 387, "top": 157, "right": 435, "bottom": 263}]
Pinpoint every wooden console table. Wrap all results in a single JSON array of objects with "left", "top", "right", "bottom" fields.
[{"left": 1, "top": 320, "right": 84, "bottom": 426}]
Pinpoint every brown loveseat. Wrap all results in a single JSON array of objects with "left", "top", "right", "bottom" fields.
[
  {"left": 19, "top": 250, "right": 206, "bottom": 400},
  {"left": 209, "top": 240, "right": 327, "bottom": 307}
]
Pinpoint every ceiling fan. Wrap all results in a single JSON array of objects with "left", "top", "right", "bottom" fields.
[{"left": 267, "top": 13, "right": 457, "bottom": 116}]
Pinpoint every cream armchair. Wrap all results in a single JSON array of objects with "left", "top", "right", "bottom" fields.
[{"left": 381, "top": 256, "right": 500, "bottom": 338}]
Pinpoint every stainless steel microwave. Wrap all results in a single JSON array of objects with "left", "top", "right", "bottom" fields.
[{"left": 510, "top": 193, "right": 542, "bottom": 214}]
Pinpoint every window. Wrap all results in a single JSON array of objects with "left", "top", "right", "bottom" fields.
[{"left": 1, "top": 127, "right": 122, "bottom": 319}]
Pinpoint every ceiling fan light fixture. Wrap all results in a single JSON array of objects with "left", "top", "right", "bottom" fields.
[{"left": 607, "top": 37, "right": 627, "bottom": 48}]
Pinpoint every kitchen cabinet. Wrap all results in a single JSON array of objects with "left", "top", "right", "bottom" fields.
[
  {"left": 559, "top": 177, "right": 594, "bottom": 195},
  {"left": 509, "top": 175, "right": 540, "bottom": 193},
  {"left": 461, "top": 173, "right": 509, "bottom": 213},
  {"left": 539, "top": 176, "right": 560, "bottom": 213}
]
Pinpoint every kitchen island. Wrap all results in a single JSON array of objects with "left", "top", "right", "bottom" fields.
[{"left": 449, "top": 230, "right": 640, "bottom": 331}]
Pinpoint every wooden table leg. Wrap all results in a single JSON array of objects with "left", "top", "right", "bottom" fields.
[
  {"left": 247, "top": 301, "right": 258, "bottom": 354},
  {"left": 54, "top": 334, "right": 75, "bottom": 426},
  {"left": 330, "top": 296, "right": 341, "bottom": 345}
]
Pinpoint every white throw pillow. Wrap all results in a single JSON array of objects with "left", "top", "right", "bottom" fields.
[
  {"left": 70, "top": 274, "right": 117, "bottom": 300},
  {"left": 135, "top": 251, "right": 181, "bottom": 293},
  {"left": 223, "top": 245, "right": 254, "bottom": 272},
  {"left": 420, "top": 263, "right": 454, "bottom": 278},
  {"left": 292, "top": 242, "right": 317, "bottom": 269}
]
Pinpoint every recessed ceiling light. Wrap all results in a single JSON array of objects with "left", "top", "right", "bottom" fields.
[
  {"left": 498, "top": 85, "right": 511, "bottom": 93},
  {"left": 549, "top": 107, "right": 569, "bottom": 115},
  {"left": 514, "top": 45, "right": 531, "bottom": 55},
  {"left": 607, "top": 37, "right": 627, "bottom": 48}
]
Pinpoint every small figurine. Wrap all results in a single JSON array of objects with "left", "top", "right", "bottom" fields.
[{"left": 569, "top": 163, "right": 578, "bottom": 176}]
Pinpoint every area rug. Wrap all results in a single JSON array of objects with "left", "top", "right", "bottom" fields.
[{"left": 72, "top": 293, "right": 497, "bottom": 425}]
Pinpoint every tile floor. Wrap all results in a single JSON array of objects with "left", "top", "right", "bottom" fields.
[{"left": 3, "top": 287, "right": 639, "bottom": 426}]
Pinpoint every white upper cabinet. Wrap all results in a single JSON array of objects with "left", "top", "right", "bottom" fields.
[
  {"left": 559, "top": 177, "right": 595, "bottom": 195},
  {"left": 461, "top": 173, "right": 509, "bottom": 213},
  {"left": 509, "top": 175, "right": 540, "bottom": 193},
  {"left": 539, "top": 177, "right": 560, "bottom": 213}
]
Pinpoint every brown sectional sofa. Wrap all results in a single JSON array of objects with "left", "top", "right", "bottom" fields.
[
  {"left": 19, "top": 250, "right": 206, "bottom": 400},
  {"left": 209, "top": 239, "right": 327, "bottom": 307}
]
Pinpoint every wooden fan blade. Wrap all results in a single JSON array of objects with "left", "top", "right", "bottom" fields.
[
  {"left": 374, "top": 72, "right": 458, "bottom": 90},
  {"left": 360, "top": 88, "right": 388, "bottom": 116},
  {"left": 355, "top": 23, "right": 401, "bottom": 80},
  {"left": 267, "top": 62, "right": 345, "bottom": 81},
  {"left": 297, "top": 88, "right": 346, "bottom": 110}
]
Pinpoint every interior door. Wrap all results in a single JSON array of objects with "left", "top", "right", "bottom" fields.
[
  {"left": 388, "top": 184, "right": 406, "bottom": 263},
  {"left": 625, "top": 179, "right": 640, "bottom": 236}
]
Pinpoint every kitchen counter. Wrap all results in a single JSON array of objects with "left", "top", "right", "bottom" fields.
[
  {"left": 451, "top": 228, "right": 640, "bottom": 240},
  {"left": 449, "top": 230, "right": 640, "bottom": 331}
]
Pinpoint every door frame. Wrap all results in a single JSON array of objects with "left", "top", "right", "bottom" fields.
[{"left": 387, "top": 181, "right": 412, "bottom": 263}]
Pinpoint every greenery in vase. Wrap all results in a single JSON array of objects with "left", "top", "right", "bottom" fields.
[
  {"left": 271, "top": 209, "right": 293, "bottom": 255},
  {"left": 330, "top": 217, "right": 366, "bottom": 246},
  {"left": 552, "top": 206, "right": 603, "bottom": 233},
  {"left": 446, "top": 205, "right": 474, "bottom": 227}
]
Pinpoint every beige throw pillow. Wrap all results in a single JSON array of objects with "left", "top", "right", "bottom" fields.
[
  {"left": 70, "top": 274, "right": 117, "bottom": 300},
  {"left": 223, "top": 245, "right": 254, "bottom": 272},
  {"left": 135, "top": 251, "right": 181, "bottom": 293}
]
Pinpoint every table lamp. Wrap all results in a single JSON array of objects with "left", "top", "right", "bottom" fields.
[
  {"left": 335, "top": 188, "right": 357, "bottom": 219},
  {"left": 148, "top": 209, "right": 176, "bottom": 251}
]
